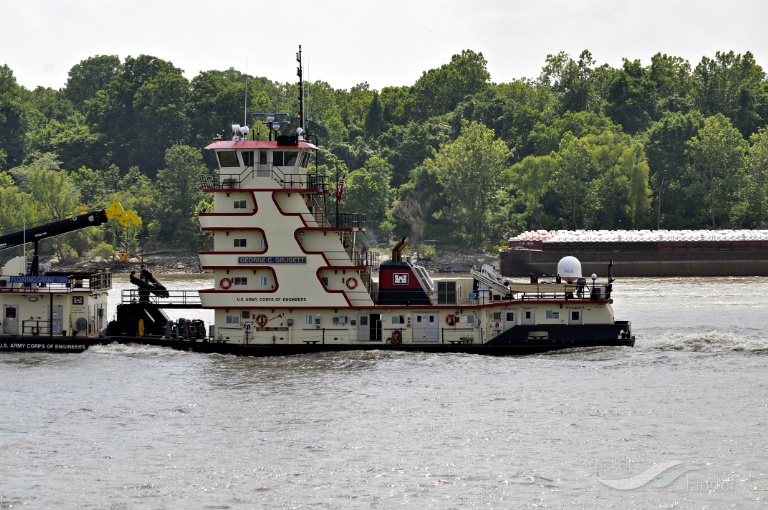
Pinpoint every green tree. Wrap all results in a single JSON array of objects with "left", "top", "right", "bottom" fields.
[
  {"left": 644, "top": 110, "right": 705, "bottom": 228},
  {"left": 377, "top": 121, "right": 452, "bottom": 188},
  {"left": 98, "top": 165, "right": 160, "bottom": 253},
  {"left": 340, "top": 156, "right": 393, "bottom": 238},
  {"left": 340, "top": 82, "right": 374, "bottom": 138},
  {"left": 392, "top": 164, "right": 445, "bottom": 247},
  {"left": 188, "top": 70, "right": 248, "bottom": 154},
  {"left": 685, "top": 114, "right": 747, "bottom": 227},
  {"left": 154, "top": 145, "right": 207, "bottom": 250},
  {"left": 410, "top": 50, "right": 490, "bottom": 122},
  {"left": 428, "top": 120, "right": 512, "bottom": 247},
  {"left": 24, "top": 155, "right": 81, "bottom": 260},
  {"left": 84, "top": 55, "right": 185, "bottom": 173},
  {"left": 133, "top": 71, "right": 191, "bottom": 175},
  {"left": 0, "top": 172, "right": 29, "bottom": 233},
  {"left": 452, "top": 79, "right": 553, "bottom": 160},
  {"left": 539, "top": 50, "right": 606, "bottom": 115},
  {"left": 528, "top": 111, "right": 617, "bottom": 156},
  {"left": 0, "top": 65, "right": 27, "bottom": 170},
  {"left": 648, "top": 53, "right": 692, "bottom": 113},
  {"left": 364, "top": 90, "right": 383, "bottom": 139},
  {"left": 379, "top": 85, "right": 412, "bottom": 127},
  {"left": 551, "top": 132, "right": 596, "bottom": 228},
  {"left": 63, "top": 55, "right": 121, "bottom": 108},
  {"left": 509, "top": 154, "right": 556, "bottom": 229},
  {"left": 305, "top": 80, "right": 347, "bottom": 143},
  {"left": 691, "top": 51, "right": 766, "bottom": 136},
  {"left": 588, "top": 132, "right": 651, "bottom": 228},
  {"left": 732, "top": 127, "right": 768, "bottom": 227},
  {"left": 605, "top": 59, "right": 655, "bottom": 134}
]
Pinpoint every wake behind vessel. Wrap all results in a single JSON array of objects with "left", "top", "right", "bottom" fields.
[{"left": 1, "top": 48, "right": 634, "bottom": 355}]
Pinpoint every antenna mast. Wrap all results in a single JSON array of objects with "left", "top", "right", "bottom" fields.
[
  {"left": 296, "top": 45, "right": 304, "bottom": 134},
  {"left": 244, "top": 59, "right": 249, "bottom": 130}
]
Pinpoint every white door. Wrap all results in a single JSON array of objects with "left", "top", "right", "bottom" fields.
[
  {"left": 412, "top": 313, "right": 439, "bottom": 342},
  {"left": 503, "top": 309, "right": 516, "bottom": 331},
  {"left": 3, "top": 305, "right": 19, "bottom": 335},
  {"left": 568, "top": 308, "right": 583, "bottom": 325},
  {"left": 522, "top": 308, "right": 535, "bottom": 325},
  {"left": 49, "top": 305, "right": 63, "bottom": 334}
]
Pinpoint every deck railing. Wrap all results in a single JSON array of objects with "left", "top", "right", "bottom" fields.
[
  {"left": 201, "top": 168, "right": 328, "bottom": 192},
  {"left": 120, "top": 289, "right": 202, "bottom": 306}
]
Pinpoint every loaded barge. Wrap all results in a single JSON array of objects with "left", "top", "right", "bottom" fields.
[{"left": 501, "top": 230, "right": 768, "bottom": 277}]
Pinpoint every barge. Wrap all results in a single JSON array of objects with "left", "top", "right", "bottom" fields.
[{"left": 501, "top": 230, "right": 768, "bottom": 277}]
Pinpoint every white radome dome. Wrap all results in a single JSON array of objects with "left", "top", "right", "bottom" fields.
[{"left": 557, "top": 256, "right": 582, "bottom": 283}]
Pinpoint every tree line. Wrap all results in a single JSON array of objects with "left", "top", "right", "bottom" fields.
[{"left": 1, "top": 48, "right": 767, "bottom": 262}]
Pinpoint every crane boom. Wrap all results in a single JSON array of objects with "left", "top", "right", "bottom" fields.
[{"left": 0, "top": 202, "right": 142, "bottom": 275}]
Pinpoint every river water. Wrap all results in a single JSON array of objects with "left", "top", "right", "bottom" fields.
[{"left": 1, "top": 276, "right": 767, "bottom": 509}]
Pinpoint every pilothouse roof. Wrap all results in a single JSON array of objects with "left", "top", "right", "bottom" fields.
[{"left": 205, "top": 140, "right": 318, "bottom": 151}]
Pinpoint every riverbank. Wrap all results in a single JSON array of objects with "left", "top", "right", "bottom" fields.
[
  {"left": 42, "top": 252, "right": 205, "bottom": 275},
  {"left": 41, "top": 250, "right": 501, "bottom": 275}
]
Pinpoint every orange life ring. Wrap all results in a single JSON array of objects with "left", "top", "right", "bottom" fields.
[
  {"left": 220, "top": 277, "right": 233, "bottom": 289},
  {"left": 255, "top": 314, "right": 268, "bottom": 327},
  {"left": 391, "top": 330, "right": 402, "bottom": 345},
  {"left": 445, "top": 314, "right": 459, "bottom": 326},
  {"left": 346, "top": 277, "right": 358, "bottom": 289}
]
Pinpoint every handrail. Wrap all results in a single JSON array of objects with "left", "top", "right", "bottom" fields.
[
  {"left": 201, "top": 169, "right": 328, "bottom": 193},
  {"left": 120, "top": 289, "right": 202, "bottom": 306},
  {"left": 330, "top": 213, "right": 366, "bottom": 229}
]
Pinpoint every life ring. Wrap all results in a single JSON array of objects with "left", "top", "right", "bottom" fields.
[
  {"left": 391, "top": 330, "right": 402, "bottom": 345},
  {"left": 346, "top": 277, "right": 358, "bottom": 289},
  {"left": 255, "top": 314, "right": 268, "bottom": 327},
  {"left": 220, "top": 277, "right": 233, "bottom": 289},
  {"left": 445, "top": 314, "right": 459, "bottom": 326}
]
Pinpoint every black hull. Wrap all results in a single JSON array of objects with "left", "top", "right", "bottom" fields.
[
  {"left": 0, "top": 332, "right": 634, "bottom": 356},
  {"left": 500, "top": 247, "right": 768, "bottom": 277}
]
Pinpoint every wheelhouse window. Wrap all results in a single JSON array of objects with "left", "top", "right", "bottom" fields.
[
  {"left": 217, "top": 151, "right": 240, "bottom": 167},
  {"left": 242, "top": 151, "right": 255, "bottom": 167},
  {"left": 273, "top": 151, "right": 299, "bottom": 167}
]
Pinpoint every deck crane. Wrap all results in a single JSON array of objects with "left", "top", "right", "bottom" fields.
[{"left": 0, "top": 202, "right": 142, "bottom": 276}]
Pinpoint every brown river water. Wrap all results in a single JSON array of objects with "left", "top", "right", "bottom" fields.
[{"left": 1, "top": 276, "right": 766, "bottom": 509}]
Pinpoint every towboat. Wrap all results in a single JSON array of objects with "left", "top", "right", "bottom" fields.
[{"left": 1, "top": 49, "right": 634, "bottom": 355}]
